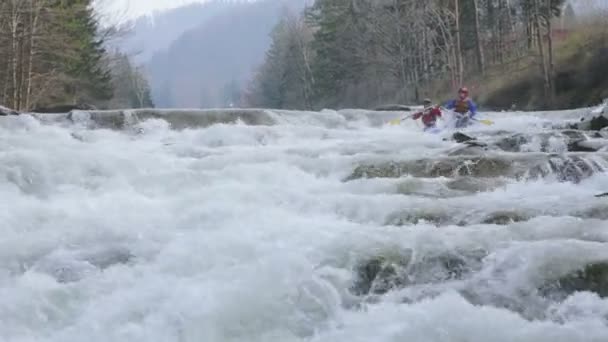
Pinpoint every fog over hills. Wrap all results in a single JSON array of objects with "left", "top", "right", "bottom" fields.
[
  {"left": 117, "top": 1, "right": 239, "bottom": 64},
  {"left": 117, "top": 0, "right": 308, "bottom": 108}
]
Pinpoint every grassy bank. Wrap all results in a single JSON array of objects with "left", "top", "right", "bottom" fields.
[{"left": 467, "top": 18, "right": 608, "bottom": 111}]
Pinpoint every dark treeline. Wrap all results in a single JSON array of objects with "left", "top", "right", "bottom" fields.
[
  {"left": 246, "top": 0, "right": 572, "bottom": 110},
  {"left": 0, "top": 0, "right": 153, "bottom": 112}
]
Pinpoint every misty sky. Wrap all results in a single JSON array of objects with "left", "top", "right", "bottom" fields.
[
  {"left": 99, "top": 0, "right": 206, "bottom": 20},
  {"left": 98, "top": 0, "right": 607, "bottom": 21}
]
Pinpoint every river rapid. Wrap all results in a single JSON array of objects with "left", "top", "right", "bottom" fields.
[{"left": 1, "top": 107, "right": 608, "bottom": 342}]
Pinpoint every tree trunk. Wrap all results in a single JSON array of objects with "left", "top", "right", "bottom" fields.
[
  {"left": 546, "top": 0, "right": 555, "bottom": 106},
  {"left": 454, "top": 0, "right": 464, "bottom": 85},
  {"left": 25, "top": 0, "right": 42, "bottom": 111},
  {"left": 11, "top": 1, "right": 20, "bottom": 109},
  {"left": 472, "top": 0, "right": 485, "bottom": 74},
  {"left": 533, "top": 0, "right": 550, "bottom": 106}
]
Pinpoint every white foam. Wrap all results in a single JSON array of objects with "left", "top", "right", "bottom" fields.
[{"left": 1, "top": 109, "right": 607, "bottom": 341}]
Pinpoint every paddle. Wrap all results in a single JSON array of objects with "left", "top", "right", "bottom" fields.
[
  {"left": 473, "top": 118, "right": 494, "bottom": 125},
  {"left": 389, "top": 114, "right": 414, "bottom": 125},
  {"left": 440, "top": 106, "right": 494, "bottom": 126}
]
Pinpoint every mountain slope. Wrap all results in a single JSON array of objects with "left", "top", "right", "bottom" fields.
[
  {"left": 118, "top": 1, "right": 241, "bottom": 64},
  {"left": 146, "top": 0, "right": 309, "bottom": 108}
]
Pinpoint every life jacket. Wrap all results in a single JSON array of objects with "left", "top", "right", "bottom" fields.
[
  {"left": 452, "top": 99, "right": 471, "bottom": 114},
  {"left": 416, "top": 107, "right": 441, "bottom": 126}
]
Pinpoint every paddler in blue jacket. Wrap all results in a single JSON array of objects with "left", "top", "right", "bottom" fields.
[{"left": 445, "top": 87, "right": 478, "bottom": 128}]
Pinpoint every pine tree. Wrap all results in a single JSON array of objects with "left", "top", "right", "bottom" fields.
[{"left": 52, "top": 0, "right": 112, "bottom": 104}]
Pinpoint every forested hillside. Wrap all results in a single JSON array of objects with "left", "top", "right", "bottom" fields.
[
  {"left": 247, "top": 0, "right": 607, "bottom": 111},
  {"left": 0, "top": 0, "right": 154, "bottom": 112}
]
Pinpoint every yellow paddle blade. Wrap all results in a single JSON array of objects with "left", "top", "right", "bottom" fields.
[
  {"left": 477, "top": 119, "right": 494, "bottom": 125},
  {"left": 389, "top": 118, "right": 402, "bottom": 125}
]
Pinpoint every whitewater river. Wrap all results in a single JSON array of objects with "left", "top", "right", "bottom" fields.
[{"left": 1, "top": 108, "right": 608, "bottom": 341}]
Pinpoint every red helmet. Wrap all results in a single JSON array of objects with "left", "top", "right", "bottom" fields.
[{"left": 458, "top": 87, "right": 469, "bottom": 99}]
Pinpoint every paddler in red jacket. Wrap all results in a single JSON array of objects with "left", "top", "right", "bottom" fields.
[{"left": 412, "top": 98, "right": 442, "bottom": 131}]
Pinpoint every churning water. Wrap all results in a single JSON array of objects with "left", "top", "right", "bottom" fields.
[{"left": 1, "top": 107, "right": 607, "bottom": 341}]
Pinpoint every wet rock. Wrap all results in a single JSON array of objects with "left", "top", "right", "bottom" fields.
[
  {"left": 66, "top": 108, "right": 277, "bottom": 130},
  {"left": 33, "top": 104, "right": 97, "bottom": 113},
  {"left": 579, "top": 204, "right": 608, "bottom": 220},
  {"left": 579, "top": 114, "right": 608, "bottom": 131},
  {"left": 407, "top": 252, "right": 480, "bottom": 284},
  {"left": 0, "top": 105, "right": 19, "bottom": 116},
  {"left": 568, "top": 140, "right": 598, "bottom": 152},
  {"left": 595, "top": 193, "right": 608, "bottom": 198},
  {"left": 569, "top": 139, "right": 608, "bottom": 152},
  {"left": 82, "top": 246, "right": 134, "bottom": 270},
  {"left": 32, "top": 257, "right": 97, "bottom": 283},
  {"left": 351, "top": 249, "right": 487, "bottom": 296},
  {"left": 481, "top": 211, "right": 531, "bottom": 225},
  {"left": 540, "top": 262, "right": 608, "bottom": 299},
  {"left": 589, "top": 116, "right": 608, "bottom": 131},
  {"left": 561, "top": 130, "right": 587, "bottom": 141},
  {"left": 596, "top": 127, "right": 608, "bottom": 139},
  {"left": 347, "top": 153, "right": 608, "bottom": 183},
  {"left": 548, "top": 155, "right": 604, "bottom": 183},
  {"left": 447, "top": 144, "right": 489, "bottom": 156},
  {"left": 459, "top": 288, "right": 547, "bottom": 321},
  {"left": 452, "top": 132, "right": 476, "bottom": 143},
  {"left": 386, "top": 210, "right": 451, "bottom": 227},
  {"left": 352, "top": 251, "right": 412, "bottom": 296},
  {"left": 496, "top": 134, "right": 529, "bottom": 152},
  {"left": 347, "top": 162, "right": 403, "bottom": 180},
  {"left": 446, "top": 177, "right": 507, "bottom": 193},
  {"left": 347, "top": 157, "right": 512, "bottom": 181},
  {"left": 374, "top": 104, "right": 412, "bottom": 111}
]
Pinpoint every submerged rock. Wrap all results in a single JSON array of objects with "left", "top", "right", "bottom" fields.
[
  {"left": 374, "top": 104, "right": 412, "bottom": 111},
  {"left": 595, "top": 193, "right": 608, "bottom": 198},
  {"left": 0, "top": 105, "right": 19, "bottom": 116},
  {"left": 540, "top": 262, "right": 608, "bottom": 299},
  {"left": 346, "top": 153, "right": 608, "bottom": 184},
  {"left": 495, "top": 134, "right": 530, "bottom": 152},
  {"left": 445, "top": 177, "right": 507, "bottom": 193},
  {"left": 578, "top": 204, "right": 608, "bottom": 220},
  {"left": 578, "top": 113, "right": 608, "bottom": 131},
  {"left": 589, "top": 116, "right": 608, "bottom": 131},
  {"left": 385, "top": 210, "right": 451, "bottom": 227},
  {"left": 33, "top": 103, "right": 97, "bottom": 113},
  {"left": 561, "top": 130, "right": 587, "bottom": 141},
  {"left": 351, "top": 250, "right": 487, "bottom": 296},
  {"left": 447, "top": 144, "right": 489, "bottom": 156},
  {"left": 352, "top": 251, "right": 412, "bottom": 296},
  {"left": 82, "top": 246, "right": 134, "bottom": 270},
  {"left": 65, "top": 108, "right": 277, "bottom": 130},
  {"left": 29, "top": 246, "right": 134, "bottom": 284},
  {"left": 569, "top": 139, "right": 608, "bottom": 152},
  {"left": 481, "top": 211, "right": 531, "bottom": 225},
  {"left": 568, "top": 139, "right": 599, "bottom": 152},
  {"left": 452, "top": 132, "right": 476, "bottom": 143}
]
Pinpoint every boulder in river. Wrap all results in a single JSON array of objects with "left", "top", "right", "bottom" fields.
[
  {"left": 346, "top": 152, "right": 608, "bottom": 184},
  {"left": 374, "top": 104, "right": 412, "bottom": 111},
  {"left": 452, "top": 132, "right": 476, "bottom": 143},
  {"left": 32, "top": 103, "right": 97, "bottom": 113},
  {"left": 0, "top": 105, "right": 19, "bottom": 116},
  {"left": 352, "top": 249, "right": 487, "bottom": 296},
  {"left": 352, "top": 251, "right": 412, "bottom": 295},
  {"left": 578, "top": 113, "right": 608, "bottom": 131},
  {"left": 539, "top": 262, "right": 608, "bottom": 299},
  {"left": 481, "top": 211, "right": 531, "bottom": 225},
  {"left": 568, "top": 138, "right": 608, "bottom": 152}
]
